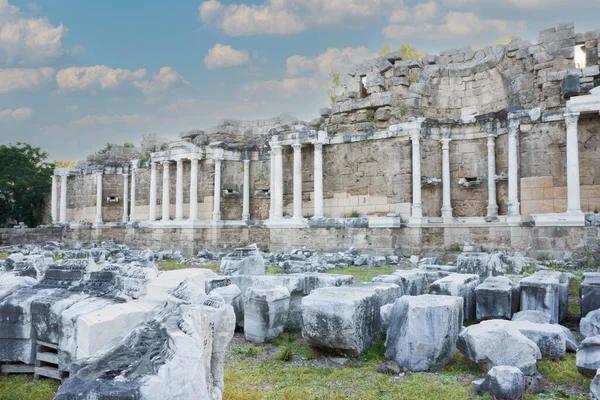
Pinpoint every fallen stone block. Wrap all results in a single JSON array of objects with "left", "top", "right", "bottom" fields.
[
  {"left": 581, "top": 273, "right": 600, "bottom": 318},
  {"left": 520, "top": 270, "right": 569, "bottom": 323},
  {"left": 391, "top": 269, "right": 427, "bottom": 295},
  {"left": 244, "top": 286, "right": 290, "bottom": 343},
  {"left": 430, "top": 273, "right": 479, "bottom": 320},
  {"left": 476, "top": 276, "right": 513, "bottom": 320},
  {"left": 56, "top": 281, "right": 235, "bottom": 400},
  {"left": 591, "top": 369, "right": 600, "bottom": 400},
  {"left": 220, "top": 244, "right": 265, "bottom": 276},
  {"left": 512, "top": 310, "right": 552, "bottom": 324},
  {"left": 385, "top": 295, "right": 463, "bottom": 371},
  {"left": 577, "top": 336, "right": 600, "bottom": 377},
  {"left": 582, "top": 309, "right": 600, "bottom": 338},
  {"left": 458, "top": 320, "right": 542, "bottom": 375},
  {"left": 302, "top": 283, "right": 402, "bottom": 355},
  {"left": 472, "top": 366, "right": 525, "bottom": 400}
]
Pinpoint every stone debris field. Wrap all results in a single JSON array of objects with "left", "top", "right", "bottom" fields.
[{"left": 0, "top": 241, "right": 599, "bottom": 399}]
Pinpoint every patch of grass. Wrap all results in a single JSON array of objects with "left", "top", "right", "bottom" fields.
[
  {"left": 445, "top": 243, "right": 461, "bottom": 252},
  {"left": 267, "top": 266, "right": 284, "bottom": 274},
  {"left": 0, "top": 250, "right": 9, "bottom": 260},
  {"left": 537, "top": 354, "right": 591, "bottom": 391},
  {"left": 224, "top": 360, "right": 479, "bottom": 400},
  {"left": 230, "top": 346, "right": 260, "bottom": 357},
  {"left": 204, "top": 263, "right": 221, "bottom": 273},
  {"left": 52, "top": 255, "right": 63, "bottom": 262},
  {"left": 158, "top": 261, "right": 220, "bottom": 272},
  {"left": 327, "top": 266, "right": 397, "bottom": 283},
  {"left": 569, "top": 277, "right": 581, "bottom": 297},
  {"left": 442, "top": 353, "right": 482, "bottom": 377},
  {"left": 344, "top": 210, "right": 362, "bottom": 218},
  {"left": 525, "top": 392, "right": 588, "bottom": 400},
  {"left": 358, "top": 339, "right": 385, "bottom": 365},
  {"left": 569, "top": 300, "right": 580, "bottom": 317},
  {"left": 0, "top": 375, "right": 59, "bottom": 400}
]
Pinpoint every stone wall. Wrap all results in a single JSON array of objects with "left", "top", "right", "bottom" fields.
[
  {"left": 2, "top": 224, "right": 597, "bottom": 259},
  {"left": 321, "top": 22, "right": 600, "bottom": 136}
]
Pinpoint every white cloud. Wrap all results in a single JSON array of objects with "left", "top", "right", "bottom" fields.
[
  {"left": 438, "top": 12, "right": 527, "bottom": 37},
  {"left": 204, "top": 43, "right": 250, "bottom": 69},
  {"left": 286, "top": 47, "right": 374, "bottom": 77},
  {"left": 242, "top": 77, "right": 324, "bottom": 98},
  {"left": 56, "top": 65, "right": 147, "bottom": 91},
  {"left": 0, "top": 107, "right": 33, "bottom": 120},
  {"left": 383, "top": 9, "right": 526, "bottom": 40},
  {"left": 0, "top": 67, "right": 54, "bottom": 92},
  {"left": 132, "top": 67, "right": 188, "bottom": 95},
  {"left": 70, "top": 114, "right": 157, "bottom": 127},
  {"left": 198, "top": 0, "right": 399, "bottom": 36},
  {"left": 65, "top": 104, "right": 78, "bottom": 112},
  {"left": 0, "top": 0, "right": 77, "bottom": 65}
]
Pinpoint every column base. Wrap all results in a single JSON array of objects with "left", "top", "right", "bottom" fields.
[
  {"left": 441, "top": 207, "right": 453, "bottom": 220},
  {"left": 486, "top": 204, "right": 498, "bottom": 218},
  {"left": 506, "top": 214, "right": 522, "bottom": 225}
]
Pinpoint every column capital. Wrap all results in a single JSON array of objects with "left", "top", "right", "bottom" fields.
[
  {"left": 508, "top": 118, "right": 520, "bottom": 133},
  {"left": 410, "top": 131, "right": 421, "bottom": 142},
  {"left": 130, "top": 159, "right": 140, "bottom": 169},
  {"left": 292, "top": 141, "right": 302, "bottom": 151},
  {"left": 212, "top": 148, "right": 224, "bottom": 161},
  {"left": 176, "top": 158, "right": 183, "bottom": 166},
  {"left": 440, "top": 137, "right": 451, "bottom": 147},
  {"left": 122, "top": 173, "right": 130, "bottom": 177},
  {"left": 243, "top": 159, "right": 250, "bottom": 165},
  {"left": 312, "top": 141, "right": 324, "bottom": 151},
  {"left": 161, "top": 160, "right": 171, "bottom": 166},
  {"left": 150, "top": 161, "right": 157, "bottom": 170},
  {"left": 564, "top": 111, "right": 580, "bottom": 125},
  {"left": 189, "top": 153, "right": 201, "bottom": 161}
]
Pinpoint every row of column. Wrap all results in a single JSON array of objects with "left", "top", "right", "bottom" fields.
[
  {"left": 268, "top": 141, "right": 324, "bottom": 220},
  {"left": 409, "top": 122, "right": 521, "bottom": 222},
  {"left": 56, "top": 115, "right": 582, "bottom": 225}
]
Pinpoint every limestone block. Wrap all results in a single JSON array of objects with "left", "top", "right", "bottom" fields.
[
  {"left": 457, "top": 252, "right": 491, "bottom": 279},
  {"left": 57, "top": 285, "right": 235, "bottom": 400},
  {"left": 510, "top": 320, "right": 567, "bottom": 360},
  {"left": 457, "top": 320, "right": 542, "bottom": 375},
  {"left": 512, "top": 310, "right": 552, "bottom": 324},
  {"left": 576, "top": 336, "right": 600, "bottom": 377},
  {"left": 580, "top": 273, "right": 600, "bottom": 318},
  {"left": 472, "top": 366, "right": 525, "bottom": 400},
  {"left": 210, "top": 284, "right": 243, "bottom": 325},
  {"left": 385, "top": 295, "right": 464, "bottom": 371},
  {"left": 476, "top": 276, "right": 513, "bottom": 320},
  {"left": 592, "top": 369, "right": 600, "bottom": 400},
  {"left": 391, "top": 269, "right": 428, "bottom": 295},
  {"left": 380, "top": 303, "right": 393, "bottom": 334},
  {"left": 0, "top": 274, "right": 37, "bottom": 301},
  {"left": 144, "top": 269, "right": 208, "bottom": 305},
  {"left": 244, "top": 286, "right": 290, "bottom": 343},
  {"left": 302, "top": 283, "right": 401, "bottom": 354},
  {"left": 430, "top": 273, "right": 479, "bottom": 320},
  {"left": 520, "top": 270, "right": 569, "bottom": 323},
  {"left": 581, "top": 309, "right": 600, "bottom": 338},
  {"left": 220, "top": 244, "right": 265, "bottom": 276},
  {"left": 457, "top": 251, "right": 524, "bottom": 280}
]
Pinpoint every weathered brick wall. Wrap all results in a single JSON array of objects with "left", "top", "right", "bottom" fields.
[{"left": 450, "top": 137, "right": 488, "bottom": 217}]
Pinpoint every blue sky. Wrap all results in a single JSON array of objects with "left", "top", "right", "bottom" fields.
[{"left": 1, "top": 0, "right": 599, "bottom": 161}]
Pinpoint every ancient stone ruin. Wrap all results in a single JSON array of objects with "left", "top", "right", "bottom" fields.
[{"left": 2, "top": 20, "right": 600, "bottom": 400}]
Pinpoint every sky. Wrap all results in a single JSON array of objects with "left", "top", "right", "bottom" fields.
[{"left": 1, "top": 0, "right": 599, "bottom": 161}]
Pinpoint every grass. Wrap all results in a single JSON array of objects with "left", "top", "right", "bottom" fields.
[
  {"left": 224, "top": 360, "right": 480, "bottom": 400},
  {"left": 537, "top": 354, "right": 591, "bottom": 391},
  {"left": 230, "top": 346, "right": 261, "bottom": 357},
  {"left": 157, "top": 260, "right": 220, "bottom": 272},
  {"left": 326, "top": 266, "right": 397, "bottom": 283},
  {"left": 0, "top": 376, "right": 59, "bottom": 400},
  {"left": 266, "top": 266, "right": 284, "bottom": 274},
  {"left": 0, "top": 250, "right": 9, "bottom": 260}
]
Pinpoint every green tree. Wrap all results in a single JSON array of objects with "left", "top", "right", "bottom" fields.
[{"left": 0, "top": 143, "right": 53, "bottom": 227}]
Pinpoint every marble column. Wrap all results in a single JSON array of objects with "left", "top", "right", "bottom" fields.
[
  {"left": 189, "top": 156, "right": 199, "bottom": 221},
  {"left": 410, "top": 131, "right": 423, "bottom": 221},
  {"left": 213, "top": 154, "right": 223, "bottom": 221},
  {"left": 161, "top": 161, "right": 171, "bottom": 221},
  {"left": 122, "top": 173, "right": 129, "bottom": 223},
  {"left": 149, "top": 162, "right": 157, "bottom": 221},
  {"left": 175, "top": 159, "right": 184, "bottom": 220},
  {"left": 565, "top": 111, "right": 582, "bottom": 214},
  {"left": 441, "top": 138, "right": 453, "bottom": 220},
  {"left": 130, "top": 163, "right": 137, "bottom": 223},
  {"left": 292, "top": 142, "right": 303, "bottom": 219},
  {"left": 507, "top": 119, "right": 520, "bottom": 219},
  {"left": 95, "top": 172, "right": 103, "bottom": 225},
  {"left": 313, "top": 142, "right": 324, "bottom": 218},
  {"left": 487, "top": 134, "right": 499, "bottom": 218},
  {"left": 273, "top": 145, "right": 283, "bottom": 219},
  {"left": 51, "top": 174, "right": 58, "bottom": 224},
  {"left": 242, "top": 159, "right": 250, "bottom": 221},
  {"left": 269, "top": 150, "right": 275, "bottom": 219},
  {"left": 59, "top": 174, "right": 68, "bottom": 223}
]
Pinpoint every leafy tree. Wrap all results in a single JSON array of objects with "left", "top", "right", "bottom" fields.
[
  {"left": 0, "top": 143, "right": 54, "bottom": 227},
  {"left": 378, "top": 44, "right": 394, "bottom": 56}
]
